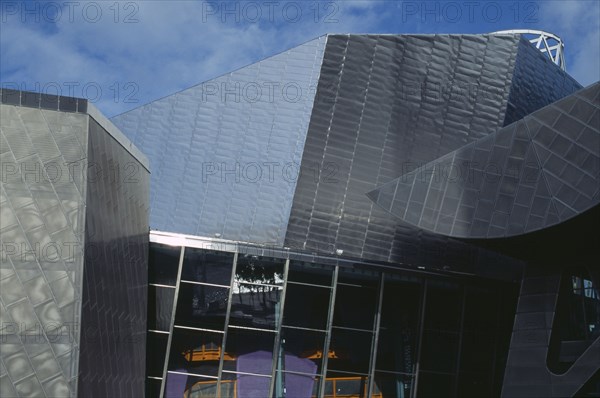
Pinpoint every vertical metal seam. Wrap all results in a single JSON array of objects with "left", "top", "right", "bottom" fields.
[
  {"left": 319, "top": 264, "right": 339, "bottom": 398},
  {"left": 454, "top": 284, "right": 468, "bottom": 396},
  {"left": 159, "top": 245, "right": 186, "bottom": 398},
  {"left": 411, "top": 279, "right": 428, "bottom": 398},
  {"left": 216, "top": 251, "right": 239, "bottom": 397},
  {"left": 269, "top": 258, "right": 290, "bottom": 397},
  {"left": 367, "top": 272, "right": 386, "bottom": 397}
]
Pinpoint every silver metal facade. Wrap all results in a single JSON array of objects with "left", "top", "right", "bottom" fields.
[
  {"left": 0, "top": 91, "right": 150, "bottom": 397},
  {"left": 366, "top": 82, "right": 600, "bottom": 238},
  {"left": 1, "top": 104, "right": 89, "bottom": 397},
  {"left": 112, "top": 36, "right": 327, "bottom": 246}
]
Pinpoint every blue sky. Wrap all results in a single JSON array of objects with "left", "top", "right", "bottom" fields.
[{"left": 1, "top": 0, "right": 599, "bottom": 117}]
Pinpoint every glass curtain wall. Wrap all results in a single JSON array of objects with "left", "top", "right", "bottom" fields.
[{"left": 146, "top": 240, "right": 516, "bottom": 398}]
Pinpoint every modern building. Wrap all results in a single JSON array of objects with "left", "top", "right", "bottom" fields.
[
  {"left": 0, "top": 90, "right": 150, "bottom": 397},
  {"left": 1, "top": 31, "right": 599, "bottom": 398}
]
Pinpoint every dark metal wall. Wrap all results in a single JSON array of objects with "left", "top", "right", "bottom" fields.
[
  {"left": 284, "top": 34, "right": 583, "bottom": 265},
  {"left": 366, "top": 82, "right": 600, "bottom": 238},
  {"left": 503, "top": 37, "right": 582, "bottom": 126},
  {"left": 285, "top": 34, "right": 517, "bottom": 264},
  {"left": 76, "top": 119, "right": 150, "bottom": 397}
]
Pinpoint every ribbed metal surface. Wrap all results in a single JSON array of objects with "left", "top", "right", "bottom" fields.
[
  {"left": 367, "top": 82, "right": 599, "bottom": 238},
  {"left": 503, "top": 37, "right": 582, "bottom": 126},
  {"left": 111, "top": 36, "right": 327, "bottom": 245},
  {"left": 76, "top": 119, "right": 150, "bottom": 397},
  {"left": 285, "top": 34, "right": 524, "bottom": 263}
]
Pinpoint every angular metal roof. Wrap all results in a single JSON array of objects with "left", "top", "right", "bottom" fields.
[{"left": 367, "top": 82, "right": 599, "bottom": 238}]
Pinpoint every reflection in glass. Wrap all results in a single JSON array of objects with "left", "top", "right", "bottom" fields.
[
  {"left": 324, "top": 372, "right": 368, "bottom": 398},
  {"left": 275, "top": 372, "right": 320, "bottom": 398},
  {"left": 230, "top": 282, "right": 282, "bottom": 329},
  {"left": 174, "top": 282, "right": 229, "bottom": 330},
  {"left": 277, "top": 327, "right": 326, "bottom": 374},
  {"left": 149, "top": 243, "right": 181, "bottom": 286},
  {"left": 148, "top": 286, "right": 175, "bottom": 331},
  {"left": 333, "top": 283, "right": 377, "bottom": 330},
  {"left": 220, "top": 373, "right": 271, "bottom": 398},
  {"left": 165, "top": 373, "right": 217, "bottom": 398},
  {"left": 167, "top": 328, "right": 223, "bottom": 376},
  {"left": 288, "top": 261, "right": 334, "bottom": 286},
  {"left": 224, "top": 328, "right": 275, "bottom": 376},
  {"left": 283, "top": 283, "right": 330, "bottom": 330},
  {"left": 181, "top": 248, "right": 234, "bottom": 286},
  {"left": 376, "top": 280, "right": 421, "bottom": 374},
  {"left": 146, "top": 378, "right": 162, "bottom": 398},
  {"left": 235, "top": 255, "right": 285, "bottom": 286},
  {"left": 373, "top": 372, "right": 413, "bottom": 398},
  {"left": 146, "top": 332, "right": 168, "bottom": 377},
  {"left": 328, "top": 328, "right": 373, "bottom": 374}
]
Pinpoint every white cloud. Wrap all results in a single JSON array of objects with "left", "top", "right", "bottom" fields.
[
  {"left": 0, "top": 1, "right": 381, "bottom": 116},
  {"left": 538, "top": 0, "right": 600, "bottom": 85}
]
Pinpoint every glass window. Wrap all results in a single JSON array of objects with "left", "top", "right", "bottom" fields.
[
  {"left": 181, "top": 248, "right": 234, "bottom": 286},
  {"left": 167, "top": 328, "right": 223, "bottom": 377},
  {"left": 283, "top": 283, "right": 331, "bottom": 330},
  {"left": 174, "top": 282, "right": 229, "bottom": 331},
  {"left": 165, "top": 373, "right": 217, "bottom": 398},
  {"left": 148, "top": 286, "right": 175, "bottom": 332},
  {"left": 373, "top": 372, "right": 414, "bottom": 398},
  {"left": 230, "top": 283, "right": 282, "bottom": 329},
  {"left": 420, "top": 330, "right": 459, "bottom": 373},
  {"left": 457, "top": 372, "right": 492, "bottom": 398},
  {"left": 417, "top": 372, "right": 455, "bottom": 398},
  {"left": 288, "top": 261, "right": 334, "bottom": 286},
  {"left": 221, "top": 373, "right": 271, "bottom": 398},
  {"left": 146, "top": 378, "right": 162, "bottom": 398},
  {"left": 459, "top": 332, "right": 495, "bottom": 374},
  {"left": 224, "top": 328, "right": 275, "bottom": 375},
  {"left": 463, "top": 287, "right": 499, "bottom": 332},
  {"left": 333, "top": 282, "right": 377, "bottom": 331},
  {"left": 324, "top": 372, "right": 368, "bottom": 398},
  {"left": 146, "top": 332, "right": 168, "bottom": 378},
  {"left": 376, "top": 280, "right": 421, "bottom": 374},
  {"left": 149, "top": 243, "right": 181, "bottom": 286},
  {"left": 278, "top": 327, "right": 326, "bottom": 374},
  {"left": 424, "top": 283, "right": 462, "bottom": 332},
  {"left": 275, "top": 372, "right": 320, "bottom": 398},
  {"left": 235, "top": 255, "right": 285, "bottom": 286},
  {"left": 328, "top": 328, "right": 373, "bottom": 374}
]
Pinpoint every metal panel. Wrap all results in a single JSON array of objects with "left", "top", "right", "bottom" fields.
[
  {"left": 1, "top": 90, "right": 149, "bottom": 397},
  {"left": 503, "top": 36, "right": 582, "bottom": 126},
  {"left": 111, "top": 36, "right": 327, "bottom": 246},
  {"left": 502, "top": 265, "right": 600, "bottom": 397},
  {"left": 1, "top": 103, "right": 89, "bottom": 397},
  {"left": 367, "top": 82, "right": 600, "bottom": 238},
  {"left": 285, "top": 34, "right": 525, "bottom": 265},
  {"left": 76, "top": 118, "right": 150, "bottom": 397}
]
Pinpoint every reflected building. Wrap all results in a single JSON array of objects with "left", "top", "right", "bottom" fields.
[{"left": 145, "top": 232, "right": 519, "bottom": 398}]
